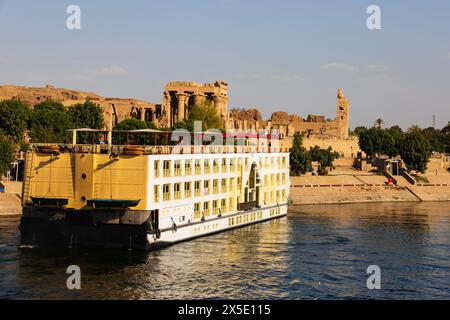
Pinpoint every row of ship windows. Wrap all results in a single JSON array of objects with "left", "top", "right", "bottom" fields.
[
  {"left": 228, "top": 207, "right": 282, "bottom": 227},
  {"left": 154, "top": 156, "right": 288, "bottom": 177},
  {"left": 154, "top": 177, "right": 288, "bottom": 202}
]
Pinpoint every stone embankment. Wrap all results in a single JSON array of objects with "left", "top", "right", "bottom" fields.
[{"left": 290, "top": 174, "right": 450, "bottom": 205}]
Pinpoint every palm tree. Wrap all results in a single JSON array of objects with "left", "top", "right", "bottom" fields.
[
  {"left": 407, "top": 124, "right": 422, "bottom": 133},
  {"left": 374, "top": 118, "right": 384, "bottom": 129}
]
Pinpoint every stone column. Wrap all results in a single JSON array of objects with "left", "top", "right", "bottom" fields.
[
  {"left": 213, "top": 95, "right": 229, "bottom": 121},
  {"left": 162, "top": 91, "right": 172, "bottom": 127},
  {"left": 176, "top": 93, "right": 189, "bottom": 122},
  {"left": 193, "top": 93, "right": 206, "bottom": 106}
]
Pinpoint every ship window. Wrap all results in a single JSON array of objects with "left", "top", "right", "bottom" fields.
[{"left": 154, "top": 185, "right": 160, "bottom": 202}]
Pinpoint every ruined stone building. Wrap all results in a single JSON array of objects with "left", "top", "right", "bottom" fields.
[
  {"left": 226, "top": 88, "right": 350, "bottom": 140},
  {"left": 160, "top": 81, "right": 229, "bottom": 127},
  {"left": 0, "top": 81, "right": 350, "bottom": 139}
]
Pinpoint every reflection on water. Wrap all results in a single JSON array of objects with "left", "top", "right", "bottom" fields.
[{"left": 0, "top": 202, "right": 449, "bottom": 299}]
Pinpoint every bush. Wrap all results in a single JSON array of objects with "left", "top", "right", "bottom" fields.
[
  {"left": 0, "top": 130, "right": 14, "bottom": 177},
  {"left": 0, "top": 99, "right": 30, "bottom": 142},
  {"left": 29, "top": 100, "right": 73, "bottom": 143},
  {"left": 400, "top": 131, "right": 432, "bottom": 173}
]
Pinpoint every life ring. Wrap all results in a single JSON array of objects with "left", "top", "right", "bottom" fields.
[
  {"left": 123, "top": 146, "right": 144, "bottom": 156},
  {"left": 37, "top": 145, "right": 60, "bottom": 154}
]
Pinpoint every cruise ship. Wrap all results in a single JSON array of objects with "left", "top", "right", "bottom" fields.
[{"left": 19, "top": 129, "right": 290, "bottom": 250}]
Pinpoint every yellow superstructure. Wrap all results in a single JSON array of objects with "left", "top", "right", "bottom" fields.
[{"left": 23, "top": 151, "right": 149, "bottom": 210}]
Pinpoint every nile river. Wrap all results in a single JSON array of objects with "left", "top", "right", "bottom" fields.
[{"left": 0, "top": 202, "right": 449, "bottom": 299}]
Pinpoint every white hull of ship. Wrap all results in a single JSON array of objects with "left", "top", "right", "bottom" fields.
[{"left": 147, "top": 203, "right": 288, "bottom": 247}]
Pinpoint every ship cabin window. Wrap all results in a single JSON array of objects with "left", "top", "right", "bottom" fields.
[
  {"left": 213, "top": 159, "right": 219, "bottom": 173},
  {"left": 194, "top": 181, "right": 201, "bottom": 197},
  {"left": 185, "top": 160, "right": 192, "bottom": 175},
  {"left": 154, "top": 160, "right": 160, "bottom": 178},
  {"left": 163, "top": 160, "right": 171, "bottom": 177},
  {"left": 154, "top": 185, "right": 160, "bottom": 202},
  {"left": 174, "top": 183, "right": 181, "bottom": 199},
  {"left": 204, "top": 180, "right": 210, "bottom": 194},
  {"left": 184, "top": 182, "right": 191, "bottom": 197},
  {"left": 222, "top": 158, "right": 227, "bottom": 172},
  {"left": 194, "top": 203, "right": 201, "bottom": 220},
  {"left": 221, "top": 179, "right": 227, "bottom": 192},
  {"left": 221, "top": 199, "right": 227, "bottom": 213},
  {"left": 213, "top": 179, "right": 219, "bottom": 194},
  {"left": 213, "top": 200, "right": 219, "bottom": 215},
  {"left": 204, "top": 159, "right": 211, "bottom": 174},
  {"left": 163, "top": 184, "right": 171, "bottom": 201},
  {"left": 194, "top": 160, "right": 201, "bottom": 174},
  {"left": 203, "top": 202, "right": 210, "bottom": 217},
  {"left": 174, "top": 160, "right": 182, "bottom": 176}
]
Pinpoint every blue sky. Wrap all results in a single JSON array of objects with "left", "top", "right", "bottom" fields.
[{"left": 1, "top": 0, "right": 449, "bottom": 129}]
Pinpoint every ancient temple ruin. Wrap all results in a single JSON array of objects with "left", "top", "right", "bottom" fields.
[{"left": 0, "top": 81, "right": 350, "bottom": 139}]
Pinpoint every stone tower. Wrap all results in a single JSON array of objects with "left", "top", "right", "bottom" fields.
[{"left": 336, "top": 89, "right": 350, "bottom": 139}]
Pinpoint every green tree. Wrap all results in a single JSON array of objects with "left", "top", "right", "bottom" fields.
[
  {"left": 353, "top": 126, "right": 367, "bottom": 137},
  {"left": 114, "top": 118, "right": 152, "bottom": 130},
  {"left": 0, "top": 130, "right": 14, "bottom": 177},
  {"left": 374, "top": 118, "right": 385, "bottom": 129},
  {"left": 422, "top": 127, "right": 445, "bottom": 153},
  {"left": 68, "top": 101, "right": 105, "bottom": 129},
  {"left": 357, "top": 127, "right": 384, "bottom": 157},
  {"left": 68, "top": 101, "right": 105, "bottom": 144},
  {"left": 28, "top": 100, "right": 73, "bottom": 143},
  {"left": 0, "top": 99, "right": 30, "bottom": 142},
  {"left": 289, "top": 132, "right": 310, "bottom": 175},
  {"left": 442, "top": 122, "right": 450, "bottom": 153},
  {"left": 185, "top": 102, "right": 224, "bottom": 132},
  {"left": 400, "top": 131, "right": 432, "bottom": 173},
  {"left": 385, "top": 126, "right": 405, "bottom": 157},
  {"left": 309, "top": 145, "right": 340, "bottom": 175}
]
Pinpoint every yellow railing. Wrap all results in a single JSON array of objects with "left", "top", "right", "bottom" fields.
[
  {"left": 174, "top": 191, "right": 181, "bottom": 200},
  {"left": 185, "top": 190, "right": 192, "bottom": 198},
  {"left": 163, "top": 169, "right": 171, "bottom": 177},
  {"left": 174, "top": 168, "right": 182, "bottom": 176},
  {"left": 195, "top": 167, "right": 201, "bottom": 175},
  {"left": 163, "top": 193, "right": 170, "bottom": 201},
  {"left": 194, "top": 189, "right": 201, "bottom": 197}
]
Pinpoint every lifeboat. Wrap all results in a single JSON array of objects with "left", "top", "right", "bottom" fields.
[
  {"left": 37, "top": 145, "right": 61, "bottom": 154},
  {"left": 122, "top": 145, "right": 145, "bottom": 156}
]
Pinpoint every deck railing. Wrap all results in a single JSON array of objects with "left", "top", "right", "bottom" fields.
[{"left": 30, "top": 143, "right": 288, "bottom": 155}]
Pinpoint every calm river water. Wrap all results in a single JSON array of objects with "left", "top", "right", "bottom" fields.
[{"left": 0, "top": 202, "right": 449, "bottom": 299}]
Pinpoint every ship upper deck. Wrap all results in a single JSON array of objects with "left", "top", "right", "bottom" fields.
[{"left": 30, "top": 128, "right": 289, "bottom": 155}]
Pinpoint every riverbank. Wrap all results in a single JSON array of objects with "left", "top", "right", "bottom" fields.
[
  {"left": 290, "top": 174, "right": 450, "bottom": 205},
  {"left": 2, "top": 174, "right": 450, "bottom": 216}
]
